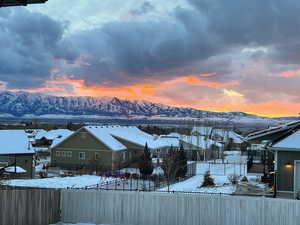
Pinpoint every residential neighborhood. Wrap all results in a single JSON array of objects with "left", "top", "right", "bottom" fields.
[{"left": 2, "top": 0, "right": 300, "bottom": 225}]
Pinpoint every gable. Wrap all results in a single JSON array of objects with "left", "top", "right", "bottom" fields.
[{"left": 53, "top": 128, "right": 113, "bottom": 151}]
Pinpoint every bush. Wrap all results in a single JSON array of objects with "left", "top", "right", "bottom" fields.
[
  {"left": 240, "top": 176, "right": 248, "bottom": 183},
  {"left": 201, "top": 171, "right": 215, "bottom": 187}
]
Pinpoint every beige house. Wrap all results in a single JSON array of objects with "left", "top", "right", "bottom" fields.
[{"left": 50, "top": 126, "right": 154, "bottom": 171}]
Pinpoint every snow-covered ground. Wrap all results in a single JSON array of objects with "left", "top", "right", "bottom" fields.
[
  {"left": 118, "top": 167, "right": 164, "bottom": 175},
  {"left": 159, "top": 151, "right": 248, "bottom": 194},
  {"left": 3, "top": 175, "right": 119, "bottom": 189}
]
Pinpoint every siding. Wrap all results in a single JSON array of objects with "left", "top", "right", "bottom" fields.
[
  {"left": 51, "top": 129, "right": 113, "bottom": 170},
  {"left": 277, "top": 151, "right": 300, "bottom": 192}
]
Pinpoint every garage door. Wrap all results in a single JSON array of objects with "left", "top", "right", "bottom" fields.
[{"left": 294, "top": 161, "right": 300, "bottom": 198}]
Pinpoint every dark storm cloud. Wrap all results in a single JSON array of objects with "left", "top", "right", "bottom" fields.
[
  {"left": 64, "top": 7, "right": 224, "bottom": 86},
  {"left": 3, "top": 0, "right": 300, "bottom": 90},
  {"left": 63, "top": 0, "right": 300, "bottom": 86},
  {"left": 188, "top": 0, "right": 300, "bottom": 46},
  {"left": 0, "top": 8, "right": 78, "bottom": 88}
]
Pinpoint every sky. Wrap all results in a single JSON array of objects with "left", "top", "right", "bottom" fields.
[{"left": 1, "top": 0, "right": 300, "bottom": 117}]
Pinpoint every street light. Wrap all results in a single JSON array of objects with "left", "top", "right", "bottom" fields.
[{"left": 0, "top": 0, "right": 48, "bottom": 7}]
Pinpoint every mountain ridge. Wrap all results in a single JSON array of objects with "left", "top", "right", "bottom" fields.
[{"left": 0, "top": 91, "right": 296, "bottom": 123}]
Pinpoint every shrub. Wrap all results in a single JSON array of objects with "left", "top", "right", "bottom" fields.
[
  {"left": 201, "top": 171, "right": 215, "bottom": 187},
  {"left": 241, "top": 176, "right": 248, "bottom": 183}
]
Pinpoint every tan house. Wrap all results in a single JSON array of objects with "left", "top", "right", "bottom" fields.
[{"left": 50, "top": 126, "right": 156, "bottom": 171}]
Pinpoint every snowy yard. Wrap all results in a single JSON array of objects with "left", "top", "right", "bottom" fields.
[
  {"left": 3, "top": 175, "right": 119, "bottom": 189},
  {"left": 159, "top": 151, "right": 249, "bottom": 194}
]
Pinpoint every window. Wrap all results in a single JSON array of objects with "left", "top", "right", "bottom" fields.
[
  {"left": 61, "top": 151, "right": 66, "bottom": 157},
  {"left": 122, "top": 152, "right": 127, "bottom": 161},
  {"left": 79, "top": 152, "right": 85, "bottom": 160},
  {"left": 67, "top": 151, "right": 72, "bottom": 158},
  {"left": 56, "top": 151, "right": 61, "bottom": 157},
  {"left": 95, "top": 152, "right": 100, "bottom": 160}
]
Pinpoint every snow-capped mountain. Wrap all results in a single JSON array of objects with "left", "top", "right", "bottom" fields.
[{"left": 0, "top": 91, "right": 294, "bottom": 123}]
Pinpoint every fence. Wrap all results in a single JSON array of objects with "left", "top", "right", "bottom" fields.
[
  {"left": 0, "top": 188, "right": 61, "bottom": 225},
  {"left": 197, "top": 161, "right": 247, "bottom": 176},
  {"left": 74, "top": 162, "right": 198, "bottom": 191},
  {"left": 61, "top": 190, "right": 300, "bottom": 225}
]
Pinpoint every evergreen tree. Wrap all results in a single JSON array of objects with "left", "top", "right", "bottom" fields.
[
  {"left": 139, "top": 143, "right": 154, "bottom": 176},
  {"left": 161, "top": 146, "right": 177, "bottom": 181},
  {"left": 176, "top": 144, "right": 187, "bottom": 178}
]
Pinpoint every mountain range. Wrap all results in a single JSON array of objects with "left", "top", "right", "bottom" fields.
[{"left": 0, "top": 91, "right": 296, "bottom": 123}]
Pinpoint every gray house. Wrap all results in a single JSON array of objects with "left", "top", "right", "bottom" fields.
[
  {"left": 0, "top": 130, "right": 35, "bottom": 178},
  {"left": 270, "top": 129, "right": 300, "bottom": 197}
]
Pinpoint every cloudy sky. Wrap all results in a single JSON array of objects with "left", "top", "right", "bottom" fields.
[{"left": 1, "top": 0, "right": 300, "bottom": 117}]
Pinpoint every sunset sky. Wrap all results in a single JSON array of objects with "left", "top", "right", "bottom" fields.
[{"left": 1, "top": 0, "right": 300, "bottom": 117}]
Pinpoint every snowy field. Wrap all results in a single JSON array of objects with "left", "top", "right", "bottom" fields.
[
  {"left": 3, "top": 175, "right": 119, "bottom": 189},
  {"left": 160, "top": 151, "right": 248, "bottom": 194}
]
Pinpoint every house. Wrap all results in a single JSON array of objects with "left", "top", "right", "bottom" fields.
[
  {"left": 270, "top": 129, "right": 300, "bottom": 197},
  {"left": 245, "top": 120, "right": 300, "bottom": 144},
  {"left": 50, "top": 125, "right": 175, "bottom": 171},
  {"left": 192, "top": 126, "right": 243, "bottom": 150},
  {"left": 31, "top": 129, "right": 73, "bottom": 154},
  {"left": 0, "top": 130, "right": 35, "bottom": 178},
  {"left": 244, "top": 120, "right": 300, "bottom": 174},
  {"left": 179, "top": 135, "right": 222, "bottom": 160}
]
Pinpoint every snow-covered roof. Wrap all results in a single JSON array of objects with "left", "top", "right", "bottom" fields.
[
  {"left": 245, "top": 120, "right": 300, "bottom": 141},
  {"left": 180, "top": 135, "right": 222, "bottom": 149},
  {"left": 0, "top": 130, "right": 34, "bottom": 155},
  {"left": 155, "top": 135, "right": 180, "bottom": 148},
  {"left": 5, "top": 166, "right": 26, "bottom": 173},
  {"left": 35, "top": 129, "right": 73, "bottom": 140},
  {"left": 85, "top": 126, "right": 127, "bottom": 151},
  {"left": 191, "top": 127, "right": 213, "bottom": 136},
  {"left": 272, "top": 130, "right": 300, "bottom": 149},
  {"left": 84, "top": 126, "right": 178, "bottom": 151},
  {"left": 192, "top": 127, "right": 243, "bottom": 143}
]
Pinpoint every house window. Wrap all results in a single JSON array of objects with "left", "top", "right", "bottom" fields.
[
  {"left": 122, "top": 152, "right": 127, "bottom": 161},
  {"left": 95, "top": 152, "right": 100, "bottom": 160},
  {"left": 61, "top": 151, "right": 66, "bottom": 157},
  {"left": 56, "top": 151, "right": 61, "bottom": 157},
  {"left": 67, "top": 151, "right": 72, "bottom": 158},
  {"left": 79, "top": 152, "right": 85, "bottom": 160}
]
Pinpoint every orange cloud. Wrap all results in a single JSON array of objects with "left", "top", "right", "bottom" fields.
[
  {"left": 9, "top": 74, "right": 300, "bottom": 117},
  {"left": 275, "top": 69, "right": 300, "bottom": 78}
]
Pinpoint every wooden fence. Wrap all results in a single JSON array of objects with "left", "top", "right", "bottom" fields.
[
  {"left": 61, "top": 190, "right": 300, "bottom": 225},
  {"left": 0, "top": 188, "right": 61, "bottom": 225}
]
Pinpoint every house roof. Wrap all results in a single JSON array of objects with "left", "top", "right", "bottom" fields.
[
  {"left": 180, "top": 135, "right": 222, "bottom": 149},
  {"left": 245, "top": 120, "right": 300, "bottom": 142},
  {"left": 35, "top": 129, "right": 73, "bottom": 149},
  {"left": 191, "top": 126, "right": 213, "bottom": 136},
  {"left": 0, "top": 130, "right": 34, "bottom": 155},
  {"left": 272, "top": 130, "right": 300, "bottom": 149},
  {"left": 84, "top": 126, "right": 178, "bottom": 151},
  {"left": 192, "top": 127, "right": 243, "bottom": 143},
  {"left": 85, "top": 126, "right": 127, "bottom": 151}
]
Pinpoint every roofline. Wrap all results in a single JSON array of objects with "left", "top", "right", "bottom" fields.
[
  {"left": 83, "top": 127, "right": 127, "bottom": 151},
  {"left": 50, "top": 129, "right": 77, "bottom": 150},
  {"left": 269, "top": 147, "right": 300, "bottom": 152},
  {"left": 0, "top": 152, "right": 34, "bottom": 156}
]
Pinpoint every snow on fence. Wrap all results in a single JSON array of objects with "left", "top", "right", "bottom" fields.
[
  {"left": 0, "top": 188, "right": 60, "bottom": 225},
  {"left": 61, "top": 190, "right": 300, "bottom": 225}
]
